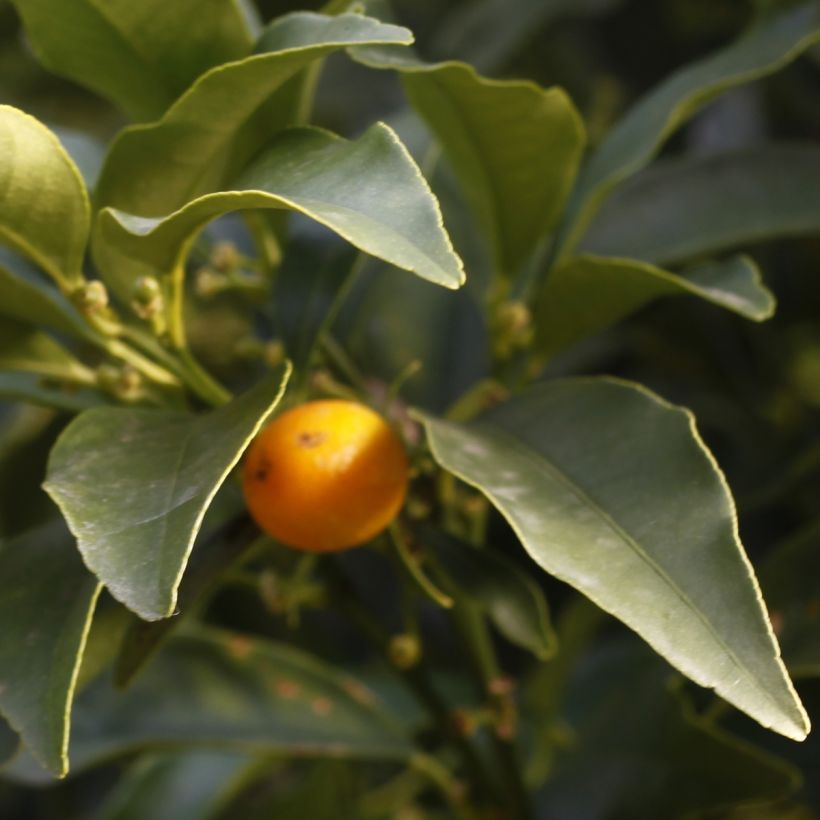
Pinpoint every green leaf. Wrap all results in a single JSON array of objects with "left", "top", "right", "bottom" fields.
[
  {"left": 93, "top": 751, "right": 252, "bottom": 820},
  {"left": 579, "top": 143, "right": 820, "bottom": 265},
  {"left": 0, "top": 372, "right": 109, "bottom": 413},
  {"left": 557, "top": 2, "right": 820, "bottom": 257},
  {"left": 534, "top": 254, "right": 774, "bottom": 358},
  {"left": 10, "top": 0, "right": 254, "bottom": 121},
  {"left": 94, "top": 125, "right": 464, "bottom": 302},
  {"left": 351, "top": 47, "right": 584, "bottom": 277},
  {"left": 0, "top": 521, "right": 102, "bottom": 776},
  {"left": 533, "top": 642, "right": 799, "bottom": 819},
  {"left": 95, "top": 12, "right": 413, "bottom": 216},
  {"left": 3, "top": 630, "right": 413, "bottom": 782},
  {"left": 43, "top": 364, "right": 291, "bottom": 621},
  {"left": 419, "top": 377, "right": 809, "bottom": 740},
  {"left": 0, "top": 319, "right": 96, "bottom": 384},
  {"left": 422, "top": 526, "right": 557, "bottom": 660},
  {"left": 0, "top": 106, "right": 90, "bottom": 289},
  {"left": 0, "top": 250, "right": 98, "bottom": 342}
]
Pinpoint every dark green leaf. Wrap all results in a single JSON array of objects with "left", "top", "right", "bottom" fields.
[
  {"left": 533, "top": 642, "right": 799, "bottom": 820},
  {"left": 43, "top": 365, "right": 291, "bottom": 620},
  {"left": 0, "top": 372, "right": 109, "bottom": 412},
  {"left": 534, "top": 254, "right": 774, "bottom": 358},
  {"left": 580, "top": 143, "right": 820, "bottom": 265},
  {"left": 0, "top": 521, "right": 101, "bottom": 776},
  {"left": 95, "top": 12, "right": 413, "bottom": 216},
  {"left": 0, "top": 106, "right": 90, "bottom": 289},
  {"left": 3, "top": 630, "right": 413, "bottom": 783},
  {"left": 557, "top": 2, "right": 820, "bottom": 257},
  {"left": 419, "top": 377, "right": 808, "bottom": 740},
  {"left": 423, "top": 526, "right": 557, "bottom": 660},
  {"left": 94, "top": 125, "right": 464, "bottom": 302},
  {"left": 93, "top": 751, "right": 252, "bottom": 820},
  {"left": 10, "top": 0, "right": 254, "bottom": 121},
  {"left": 352, "top": 47, "right": 584, "bottom": 277}
]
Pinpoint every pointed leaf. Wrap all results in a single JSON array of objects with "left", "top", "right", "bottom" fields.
[
  {"left": 352, "top": 47, "right": 584, "bottom": 276},
  {"left": 557, "top": 2, "right": 820, "bottom": 256},
  {"left": 11, "top": 0, "right": 254, "bottom": 121},
  {"left": 0, "top": 106, "right": 90, "bottom": 289},
  {"left": 419, "top": 377, "right": 809, "bottom": 740},
  {"left": 0, "top": 319, "right": 96, "bottom": 384},
  {"left": 3, "top": 630, "right": 413, "bottom": 782},
  {"left": 0, "top": 521, "right": 101, "bottom": 776},
  {"left": 580, "top": 143, "right": 820, "bottom": 265},
  {"left": 43, "top": 365, "right": 291, "bottom": 620},
  {"left": 94, "top": 125, "right": 464, "bottom": 302},
  {"left": 95, "top": 12, "right": 413, "bottom": 216},
  {"left": 534, "top": 254, "right": 774, "bottom": 357}
]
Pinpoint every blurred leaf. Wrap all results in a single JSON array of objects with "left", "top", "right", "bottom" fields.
[
  {"left": 352, "top": 47, "right": 585, "bottom": 277},
  {"left": 93, "top": 750, "right": 251, "bottom": 820},
  {"left": 0, "top": 320, "right": 95, "bottom": 384},
  {"left": 534, "top": 254, "right": 774, "bottom": 358},
  {"left": 54, "top": 128, "right": 106, "bottom": 190},
  {"left": 0, "top": 372, "right": 109, "bottom": 412},
  {"left": 0, "top": 720, "right": 19, "bottom": 766},
  {"left": 0, "top": 250, "right": 98, "bottom": 342},
  {"left": 0, "top": 106, "right": 89, "bottom": 289},
  {"left": 0, "top": 520, "right": 101, "bottom": 776},
  {"left": 557, "top": 2, "right": 820, "bottom": 256},
  {"left": 423, "top": 526, "right": 557, "bottom": 660},
  {"left": 580, "top": 143, "right": 820, "bottom": 265},
  {"left": 431, "top": 0, "right": 625, "bottom": 73},
  {"left": 95, "top": 12, "right": 413, "bottom": 216},
  {"left": 94, "top": 125, "right": 464, "bottom": 303},
  {"left": 10, "top": 0, "right": 254, "bottom": 121},
  {"left": 43, "top": 365, "right": 291, "bottom": 620},
  {"left": 534, "top": 642, "right": 799, "bottom": 820},
  {"left": 4, "top": 630, "right": 413, "bottom": 783},
  {"left": 419, "top": 377, "right": 809, "bottom": 740}
]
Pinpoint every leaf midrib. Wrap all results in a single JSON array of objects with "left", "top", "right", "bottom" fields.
[{"left": 456, "top": 419, "right": 787, "bottom": 716}]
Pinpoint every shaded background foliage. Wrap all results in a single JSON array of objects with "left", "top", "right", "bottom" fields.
[{"left": 2, "top": 0, "right": 820, "bottom": 817}]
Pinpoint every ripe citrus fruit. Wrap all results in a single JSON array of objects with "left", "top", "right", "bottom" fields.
[{"left": 242, "top": 399, "right": 409, "bottom": 552}]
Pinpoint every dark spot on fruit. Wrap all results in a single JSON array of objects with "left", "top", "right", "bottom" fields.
[
  {"left": 255, "top": 455, "right": 271, "bottom": 481},
  {"left": 297, "top": 431, "right": 327, "bottom": 448}
]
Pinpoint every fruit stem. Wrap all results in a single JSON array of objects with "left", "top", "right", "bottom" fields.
[{"left": 387, "top": 522, "right": 453, "bottom": 609}]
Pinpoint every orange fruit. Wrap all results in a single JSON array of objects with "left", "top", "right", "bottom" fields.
[{"left": 242, "top": 399, "right": 409, "bottom": 552}]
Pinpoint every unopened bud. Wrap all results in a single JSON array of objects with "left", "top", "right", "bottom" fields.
[
  {"left": 97, "top": 363, "right": 142, "bottom": 401},
  {"left": 210, "top": 241, "right": 241, "bottom": 272},
  {"left": 130, "top": 276, "right": 164, "bottom": 320},
  {"left": 263, "top": 339, "right": 286, "bottom": 368},
  {"left": 493, "top": 300, "right": 533, "bottom": 360},
  {"left": 72, "top": 280, "right": 109, "bottom": 315},
  {"left": 195, "top": 267, "right": 228, "bottom": 299},
  {"left": 388, "top": 633, "right": 421, "bottom": 670}
]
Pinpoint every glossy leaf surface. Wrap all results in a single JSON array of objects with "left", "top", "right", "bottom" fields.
[
  {"left": 534, "top": 254, "right": 774, "bottom": 357},
  {"left": 420, "top": 377, "right": 808, "bottom": 740},
  {"left": 44, "top": 366, "right": 291, "bottom": 620},
  {"left": 95, "top": 12, "right": 413, "bottom": 216},
  {"left": 0, "top": 522, "right": 101, "bottom": 776},
  {"left": 95, "top": 125, "right": 464, "bottom": 301}
]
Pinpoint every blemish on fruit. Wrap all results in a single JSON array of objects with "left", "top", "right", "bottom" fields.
[{"left": 297, "top": 430, "right": 327, "bottom": 448}]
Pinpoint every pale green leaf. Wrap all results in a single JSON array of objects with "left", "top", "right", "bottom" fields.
[
  {"left": 43, "top": 365, "right": 291, "bottom": 620},
  {"left": 0, "top": 106, "right": 90, "bottom": 289},
  {"left": 557, "top": 2, "right": 820, "bottom": 257},
  {"left": 419, "top": 377, "right": 809, "bottom": 740},
  {"left": 95, "top": 12, "right": 413, "bottom": 216},
  {"left": 0, "top": 521, "right": 101, "bottom": 776},
  {"left": 94, "top": 125, "right": 464, "bottom": 302},
  {"left": 10, "top": 0, "right": 254, "bottom": 121},
  {"left": 3, "top": 630, "right": 413, "bottom": 783},
  {"left": 534, "top": 254, "right": 774, "bottom": 357},
  {"left": 579, "top": 143, "right": 820, "bottom": 265},
  {"left": 351, "top": 47, "right": 584, "bottom": 277},
  {"left": 0, "top": 319, "right": 96, "bottom": 384}
]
